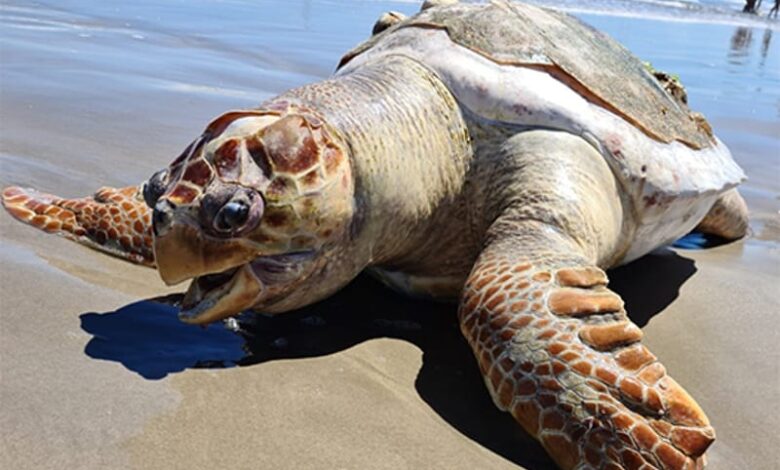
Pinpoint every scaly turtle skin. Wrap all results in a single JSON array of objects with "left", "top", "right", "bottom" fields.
[{"left": 2, "top": 1, "right": 749, "bottom": 469}]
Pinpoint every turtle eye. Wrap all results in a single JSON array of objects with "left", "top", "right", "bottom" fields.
[
  {"left": 215, "top": 200, "right": 250, "bottom": 232},
  {"left": 143, "top": 169, "right": 168, "bottom": 209},
  {"left": 200, "top": 187, "right": 263, "bottom": 237}
]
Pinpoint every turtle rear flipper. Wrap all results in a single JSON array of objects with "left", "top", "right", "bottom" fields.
[
  {"left": 2, "top": 185, "right": 154, "bottom": 266},
  {"left": 695, "top": 188, "right": 749, "bottom": 240}
]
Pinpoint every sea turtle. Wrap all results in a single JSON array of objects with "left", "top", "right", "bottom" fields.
[{"left": 1, "top": 1, "right": 749, "bottom": 468}]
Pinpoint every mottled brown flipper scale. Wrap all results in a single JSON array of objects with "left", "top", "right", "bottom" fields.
[
  {"left": 459, "top": 224, "right": 714, "bottom": 470},
  {"left": 2, "top": 185, "right": 154, "bottom": 266}
]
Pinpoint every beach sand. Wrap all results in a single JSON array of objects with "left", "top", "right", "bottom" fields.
[{"left": 1, "top": 1, "right": 778, "bottom": 469}]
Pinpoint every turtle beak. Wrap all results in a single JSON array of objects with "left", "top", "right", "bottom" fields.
[
  {"left": 151, "top": 200, "right": 267, "bottom": 324},
  {"left": 153, "top": 223, "right": 260, "bottom": 285},
  {"left": 178, "top": 263, "right": 263, "bottom": 324},
  {"left": 152, "top": 198, "right": 261, "bottom": 285}
]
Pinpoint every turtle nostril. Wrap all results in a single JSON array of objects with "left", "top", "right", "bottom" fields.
[
  {"left": 153, "top": 200, "right": 174, "bottom": 236},
  {"left": 215, "top": 200, "right": 250, "bottom": 231},
  {"left": 143, "top": 169, "right": 168, "bottom": 209}
]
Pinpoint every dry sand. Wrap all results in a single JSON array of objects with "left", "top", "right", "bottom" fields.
[{"left": 1, "top": 1, "right": 779, "bottom": 469}]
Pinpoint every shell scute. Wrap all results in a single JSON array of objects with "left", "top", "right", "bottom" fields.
[{"left": 340, "top": 1, "right": 712, "bottom": 149}]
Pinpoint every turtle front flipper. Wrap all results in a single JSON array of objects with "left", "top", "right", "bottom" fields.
[
  {"left": 2, "top": 185, "right": 154, "bottom": 266},
  {"left": 461, "top": 232, "right": 713, "bottom": 469},
  {"left": 459, "top": 131, "right": 714, "bottom": 469}
]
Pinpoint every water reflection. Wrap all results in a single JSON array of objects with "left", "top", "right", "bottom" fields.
[
  {"left": 729, "top": 24, "right": 776, "bottom": 66},
  {"left": 761, "top": 27, "right": 773, "bottom": 64},
  {"left": 729, "top": 26, "right": 754, "bottom": 63}
]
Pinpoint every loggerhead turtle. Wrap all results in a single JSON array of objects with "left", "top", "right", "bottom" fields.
[{"left": 1, "top": 1, "right": 749, "bottom": 468}]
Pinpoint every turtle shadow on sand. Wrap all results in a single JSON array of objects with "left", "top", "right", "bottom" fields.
[{"left": 80, "top": 247, "right": 697, "bottom": 470}]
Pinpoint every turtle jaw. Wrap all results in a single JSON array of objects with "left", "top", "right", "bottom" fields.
[
  {"left": 153, "top": 222, "right": 263, "bottom": 286},
  {"left": 179, "top": 264, "right": 262, "bottom": 324},
  {"left": 177, "top": 251, "right": 317, "bottom": 324}
]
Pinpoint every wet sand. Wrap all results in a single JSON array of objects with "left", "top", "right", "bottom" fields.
[{"left": 1, "top": 1, "right": 778, "bottom": 469}]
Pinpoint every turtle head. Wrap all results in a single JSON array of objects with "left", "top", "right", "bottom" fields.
[{"left": 144, "top": 105, "right": 355, "bottom": 324}]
